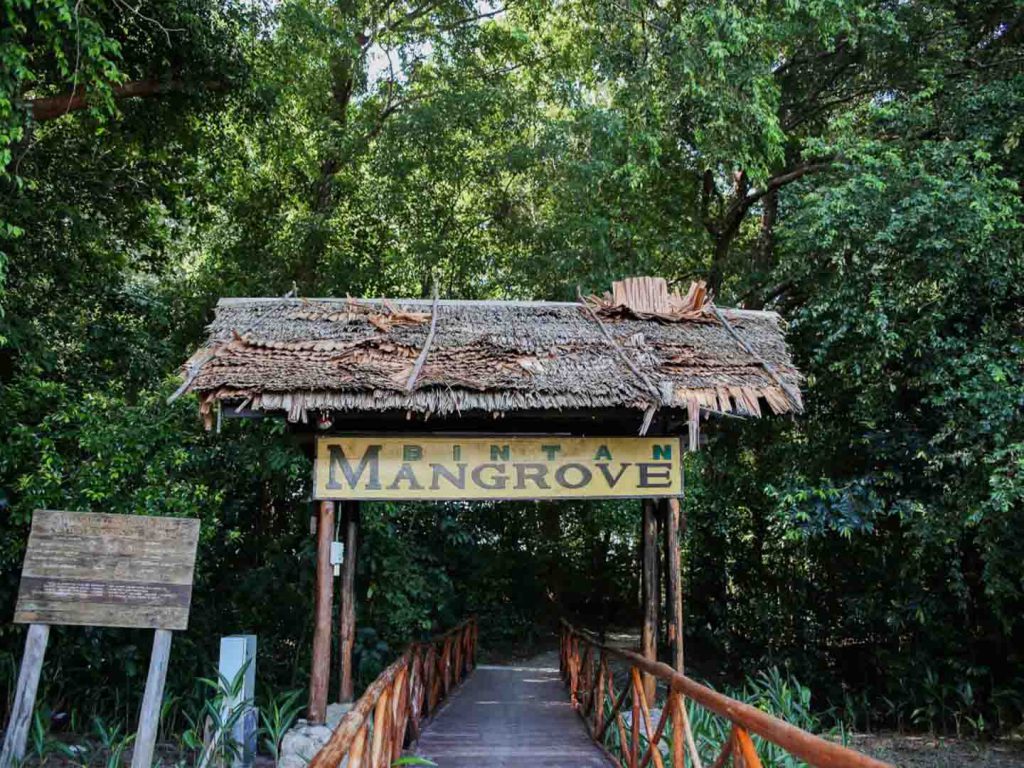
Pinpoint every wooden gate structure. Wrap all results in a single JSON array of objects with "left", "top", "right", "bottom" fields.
[{"left": 171, "top": 276, "right": 884, "bottom": 765}]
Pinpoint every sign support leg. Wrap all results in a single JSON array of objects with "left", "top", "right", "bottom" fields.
[
  {"left": 0, "top": 623, "right": 50, "bottom": 768},
  {"left": 309, "top": 500, "right": 335, "bottom": 723},
  {"left": 641, "top": 499, "right": 658, "bottom": 706},
  {"left": 132, "top": 628, "right": 173, "bottom": 768},
  {"left": 338, "top": 500, "right": 359, "bottom": 703},
  {"left": 665, "top": 497, "right": 685, "bottom": 672}
]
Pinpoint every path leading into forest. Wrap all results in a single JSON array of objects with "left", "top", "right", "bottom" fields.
[{"left": 410, "top": 651, "right": 615, "bottom": 767}]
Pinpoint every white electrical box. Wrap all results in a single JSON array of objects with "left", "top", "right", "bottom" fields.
[{"left": 330, "top": 541, "right": 345, "bottom": 565}]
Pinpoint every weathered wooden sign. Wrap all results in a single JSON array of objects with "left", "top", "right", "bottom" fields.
[
  {"left": 313, "top": 436, "right": 682, "bottom": 500},
  {"left": 2, "top": 511, "right": 201, "bottom": 768},
  {"left": 14, "top": 510, "right": 200, "bottom": 630}
]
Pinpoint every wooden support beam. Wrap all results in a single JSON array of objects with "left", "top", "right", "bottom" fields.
[
  {"left": 659, "top": 506, "right": 670, "bottom": 647},
  {"left": 338, "top": 501, "right": 360, "bottom": 703},
  {"left": 0, "top": 623, "right": 50, "bottom": 768},
  {"left": 641, "top": 499, "right": 658, "bottom": 706},
  {"left": 309, "top": 500, "right": 335, "bottom": 724},
  {"left": 664, "top": 497, "right": 684, "bottom": 672},
  {"left": 131, "top": 629, "right": 173, "bottom": 768}
]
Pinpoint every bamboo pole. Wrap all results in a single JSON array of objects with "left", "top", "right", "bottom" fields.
[{"left": 309, "top": 500, "right": 335, "bottom": 724}]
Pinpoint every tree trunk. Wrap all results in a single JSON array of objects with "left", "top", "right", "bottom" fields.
[{"left": 707, "top": 233, "right": 733, "bottom": 297}]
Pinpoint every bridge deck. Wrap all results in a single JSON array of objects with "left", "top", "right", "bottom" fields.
[{"left": 410, "top": 652, "right": 615, "bottom": 767}]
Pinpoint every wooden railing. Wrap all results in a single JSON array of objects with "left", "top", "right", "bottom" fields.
[
  {"left": 560, "top": 620, "right": 892, "bottom": 768},
  {"left": 309, "top": 618, "right": 478, "bottom": 768}
]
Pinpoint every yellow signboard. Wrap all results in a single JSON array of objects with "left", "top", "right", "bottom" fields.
[{"left": 313, "top": 436, "right": 682, "bottom": 501}]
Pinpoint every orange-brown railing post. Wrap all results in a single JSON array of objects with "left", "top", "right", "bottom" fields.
[
  {"left": 560, "top": 619, "right": 893, "bottom": 768},
  {"left": 669, "top": 694, "right": 684, "bottom": 768},
  {"left": 309, "top": 619, "right": 476, "bottom": 768}
]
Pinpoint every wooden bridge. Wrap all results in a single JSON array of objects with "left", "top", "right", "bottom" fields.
[{"left": 306, "top": 618, "right": 892, "bottom": 768}]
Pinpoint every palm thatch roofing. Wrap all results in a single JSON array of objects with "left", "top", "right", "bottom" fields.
[{"left": 173, "top": 278, "right": 803, "bottom": 438}]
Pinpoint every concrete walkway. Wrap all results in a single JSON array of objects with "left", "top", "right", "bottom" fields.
[{"left": 410, "top": 652, "right": 615, "bottom": 767}]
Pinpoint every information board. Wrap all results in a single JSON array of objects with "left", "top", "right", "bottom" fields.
[
  {"left": 14, "top": 511, "right": 200, "bottom": 630},
  {"left": 313, "top": 436, "right": 682, "bottom": 501}
]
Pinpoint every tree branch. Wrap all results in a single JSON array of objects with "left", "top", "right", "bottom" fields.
[
  {"left": 21, "top": 79, "right": 227, "bottom": 122},
  {"left": 744, "top": 159, "right": 834, "bottom": 207}
]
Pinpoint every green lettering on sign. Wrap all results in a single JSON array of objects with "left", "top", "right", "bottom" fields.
[
  {"left": 541, "top": 444, "right": 561, "bottom": 460},
  {"left": 652, "top": 444, "right": 672, "bottom": 461}
]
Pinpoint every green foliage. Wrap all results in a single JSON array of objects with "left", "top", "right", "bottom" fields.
[
  {"left": 1, "top": 0, "right": 1022, "bottom": 751},
  {"left": 186, "top": 663, "right": 250, "bottom": 768},
  {"left": 258, "top": 688, "right": 303, "bottom": 766}
]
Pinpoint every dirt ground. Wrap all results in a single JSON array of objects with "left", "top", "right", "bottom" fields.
[{"left": 850, "top": 733, "right": 1024, "bottom": 767}]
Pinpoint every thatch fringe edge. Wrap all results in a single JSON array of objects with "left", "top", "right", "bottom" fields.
[{"left": 195, "top": 384, "right": 800, "bottom": 428}]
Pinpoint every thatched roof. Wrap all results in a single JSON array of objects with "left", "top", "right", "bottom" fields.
[{"left": 173, "top": 278, "right": 803, "bottom": 437}]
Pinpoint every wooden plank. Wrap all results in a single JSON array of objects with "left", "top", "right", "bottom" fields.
[
  {"left": 410, "top": 657, "right": 615, "bottom": 767},
  {"left": 131, "top": 629, "right": 173, "bottom": 768},
  {"left": 14, "top": 602, "right": 191, "bottom": 630},
  {"left": 664, "top": 497, "right": 684, "bottom": 672},
  {"left": 0, "top": 624, "right": 50, "bottom": 768},
  {"left": 641, "top": 500, "right": 658, "bottom": 706},
  {"left": 309, "top": 501, "right": 335, "bottom": 724},
  {"left": 338, "top": 501, "right": 359, "bottom": 702},
  {"left": 14, "top": 511, "right": 200, "bottom": 630}
]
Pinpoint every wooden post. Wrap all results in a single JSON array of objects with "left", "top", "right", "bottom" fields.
[
  {"left": 132, "top": 629, "right": 173, "bottom": 768},
  {"left": 338, "top": 501, "right": 359, "bottom": 702},
  {"left": 665, "top": 497, "right": 685, "bottom": 672},
  {"left": 0, "top": 623, "right": 50, "bottom": 768},
  {"left": 309, "top": 500, "right": 335, "bottom": 724},
  {"left": 641, "top": 499, "right": 658, "bottom": 706},
  {"left": 660, "top": 505, "right": 671, "bottom": 648}
]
